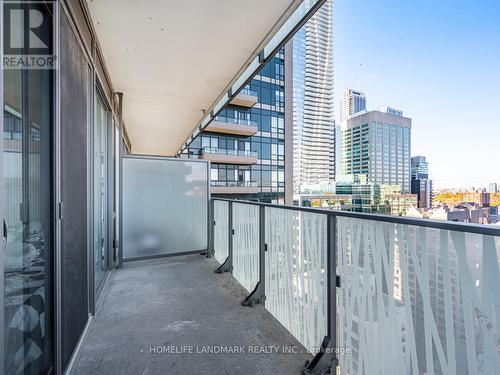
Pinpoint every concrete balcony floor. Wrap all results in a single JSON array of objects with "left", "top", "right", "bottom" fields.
[{"left": 72, "top": 254, "right": 311, "bottom": 375}]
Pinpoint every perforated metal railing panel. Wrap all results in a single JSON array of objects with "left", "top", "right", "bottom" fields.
[
  {"left": 213, "top": 200, "right": 229, "bottom": 265},
  {"left": 265, "top": 207, "right": 328, "bottom": 351},
  {"left": 232, "top": 203, "right": 260, "bottom": 293},
  {"left": 337, "top": 217, "right": 500, "bottom": 375}
]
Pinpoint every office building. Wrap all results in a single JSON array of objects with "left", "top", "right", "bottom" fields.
[
  {"left": 341, "top": 89, "right": 366, "bottom": 121},
  {"left": 411, "top": 155, "right": 428, "bottom": 178},
  {"left": 341, "top": 109, "right": 412, "bottom": 193},
  {"left": 380, "top": 185, "right": 418, "bottom": 215},
  {"left": 411, "top": 155, "right": 432, "bottom": 209},
  {"left": 489, "top": 182, "right": 498, "bottom": 193},
  {"left": 332, "top": 175, "right": 381, "bottom": 212},
  {"left": 291, "top": 0, "right": 335, "bottom": 193},
  {"left": 411, "top": 178, "right": 433, "bottom": 209}
]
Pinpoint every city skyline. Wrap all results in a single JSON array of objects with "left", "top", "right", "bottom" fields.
[{"left": 334, "top": 0, "right": 500, "bottom": 189}]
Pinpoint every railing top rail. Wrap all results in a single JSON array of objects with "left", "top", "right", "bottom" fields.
[
  {"left": 200, "top": 147, "right": 257, "bottom": 156},
  {"left": 214, "top": 116, "right": 258, "bottom": 126},
  {"left": 211, "top": 197, "right": 500, "bottom": 237},
  {"left": 239, "top": 87, "right": 258, "bottom": 96},
  {"left": 123, "top": 153, "right": 210, "bottom": 164}
]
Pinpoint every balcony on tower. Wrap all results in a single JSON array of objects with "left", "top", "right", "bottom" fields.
[
  {"left": 229, "top": 87, "right": 259, "bottom": 107},
  {"left": 204, "top": 115, "right": 258, "bottom": 136},
  {"left": 198, "top": 147, "right": 258, "bottom": 164},
  {"left": 211, "top": 180, "right": 259, "bottom": 194}
]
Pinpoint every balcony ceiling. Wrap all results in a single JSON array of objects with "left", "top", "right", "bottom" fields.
[{"left": 87, "top": 0, "right": 302, "bottom": 155}]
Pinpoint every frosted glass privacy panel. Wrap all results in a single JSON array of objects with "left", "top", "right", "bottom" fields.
[
  {"left": 265, "top": 207, "right": 328, "bottom": 352},
  {"left": 337, "top": 217, "right": 500, "bottom": 375},
  {"left": 122, "top": 157, "right": 208, "bottom": 259},
  {"left": 232, "top": 203, "right": 260, "bottom": 293},
  {"left": 213, "top": 200, "right": 229, "bottom": 265}
]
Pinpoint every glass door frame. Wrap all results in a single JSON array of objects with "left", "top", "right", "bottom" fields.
[
  {"left": 2, "top": 50, "right": 54, "bottom": 375},
  {"left": 2, "top": 7, "right": 55, "bottom": 371},
  {"left": 0, "top": 1, "right": 5, "bottom": 367},
  {"left": 92, "top": 82, "right": 113, "bottom": 304},
  {"left": 112, "top": 117, "right": 120, "bottom": 269}
]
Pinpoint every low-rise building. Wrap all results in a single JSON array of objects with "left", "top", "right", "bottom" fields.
[
  {"left": 425, "top": 203, "right": 492, "bottom": 223},
  {"left": 462, "top": 191, "right": 490, "bottom": 207}
]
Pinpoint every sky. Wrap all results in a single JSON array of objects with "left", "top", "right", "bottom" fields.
[{"left": 333, "top": 0, "right": 500, "bottom": 189}]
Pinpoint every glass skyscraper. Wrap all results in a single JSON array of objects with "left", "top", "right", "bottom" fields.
[
  {"left": 341, "top": 109, "right": 412, "bottom": 193},
  {"left": 411, "top": 155, "right": 432, "bottom": 208},
  {"left": 411, "top": 155, "right": 429, "bottom": 179},
  {"left": 291, "top": 0, "right": 335, "bottom": 194}
]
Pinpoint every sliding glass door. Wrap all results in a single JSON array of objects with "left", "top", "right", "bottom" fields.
[
  {"left": 3, "top": 69, "right": 53, "bottom": 374},
  {"left": 93, "top": 91, "right": 109, "bottom": 294},
  {"left": 113, "top": 120, "right": 120, "bottom": 267}
]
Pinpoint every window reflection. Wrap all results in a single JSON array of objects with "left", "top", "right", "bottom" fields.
[{"left": 3, "top": 63, "right": 53, "bottom": 375}]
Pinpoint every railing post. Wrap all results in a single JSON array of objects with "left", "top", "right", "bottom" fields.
[
  {"left": 242, "top": 205, "right": 266, "bottom": 306},
  {"left": 205, "top": 199, "right": 214, "bottom": 258},
  {"left": 303, "top": 213, "right": 339, "bottom": 375},
  {"left": 201, "top": 198, "right": 214, "bottom": 258},
  {"left": 216, "top": 200, "right": 233, "bottom": 273}
]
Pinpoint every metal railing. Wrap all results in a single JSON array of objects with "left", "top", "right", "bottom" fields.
[
  {"left": 213, "top": 115, "right": 257, "bottom": 127},
  {"left": 199, "top": 147, "right": 257, "bottom": 157},
  {"left": 211, "top": 181, "right": 258, "bottom": 188},
  {"left": 238, "top": 87, "right": 258, "bottom": 97},
  {"left": 210, "top": 198, "right": 500, "bottom": 375}
]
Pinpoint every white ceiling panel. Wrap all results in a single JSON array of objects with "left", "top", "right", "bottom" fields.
[{"left": 87, "top": 0, "right": 302, "bottom": 155}]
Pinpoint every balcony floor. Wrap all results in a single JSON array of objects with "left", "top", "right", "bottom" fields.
[{"left": 72, "top": 254, "right": 311, "bottom": 375}]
